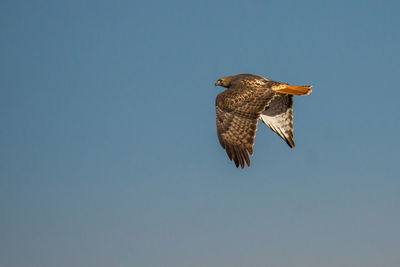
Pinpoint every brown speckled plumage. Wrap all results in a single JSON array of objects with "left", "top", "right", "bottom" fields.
[{"left": 215, "top": 74, "right": 311, "bottom": 169}]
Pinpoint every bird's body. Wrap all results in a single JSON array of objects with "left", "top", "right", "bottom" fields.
[{"left": 215, "top": 74, "right": 312, "bottom": 168}]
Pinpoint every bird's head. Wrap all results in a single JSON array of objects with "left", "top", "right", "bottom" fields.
[{"left": 215, "top": 76, "right": 232, "bottom": 88}]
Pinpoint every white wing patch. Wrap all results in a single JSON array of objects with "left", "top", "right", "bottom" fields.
[{"left": 260, "top": 94, "right": 295, "bottom": 148}]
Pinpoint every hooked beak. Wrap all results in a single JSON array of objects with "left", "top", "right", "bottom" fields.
[{"left": 215, "top": 80, "right": 221, "bottom": 86}]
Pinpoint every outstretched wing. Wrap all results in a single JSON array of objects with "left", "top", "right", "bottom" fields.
[
  {"left": 260, "top": 94, "right": 295, "bottom": 148},
  {"left": 216, "top": 83, "right": 274, "bottom": 168}
]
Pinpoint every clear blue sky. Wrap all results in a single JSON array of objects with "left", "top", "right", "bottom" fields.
[{"left": 1, "top": 0, "right": 400, "bottom": 266}]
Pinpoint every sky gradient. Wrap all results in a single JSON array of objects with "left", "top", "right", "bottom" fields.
[{"left": 1, "top": 0, "right": 400, "bottom": 266}]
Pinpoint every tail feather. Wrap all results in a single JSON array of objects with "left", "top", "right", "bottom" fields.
[{"left": 272, "top": 84, "right": 312, "bottom": 95}]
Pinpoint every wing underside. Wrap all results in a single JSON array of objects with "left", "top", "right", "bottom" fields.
[{"left": 260, "top": 94, "right": 295, "bottom": 148}]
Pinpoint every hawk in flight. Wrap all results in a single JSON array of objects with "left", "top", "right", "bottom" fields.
[{"left": 215, "top": 74, "right": 312, "bottom": 168}]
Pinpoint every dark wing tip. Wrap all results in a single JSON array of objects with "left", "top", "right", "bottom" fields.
[
  {"left": 287, "top": 140, "right": 295, "bottom": 148},
  {"left": 226, "top": 144, "right": 251, "bottom": 169},
  {"left": 281, "top": 131, "right": 295, "bottom": 148}
]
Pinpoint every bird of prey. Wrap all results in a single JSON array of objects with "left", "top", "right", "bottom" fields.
[{"left": 215, "top": 73, "right": 312, "bottom": 168}]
